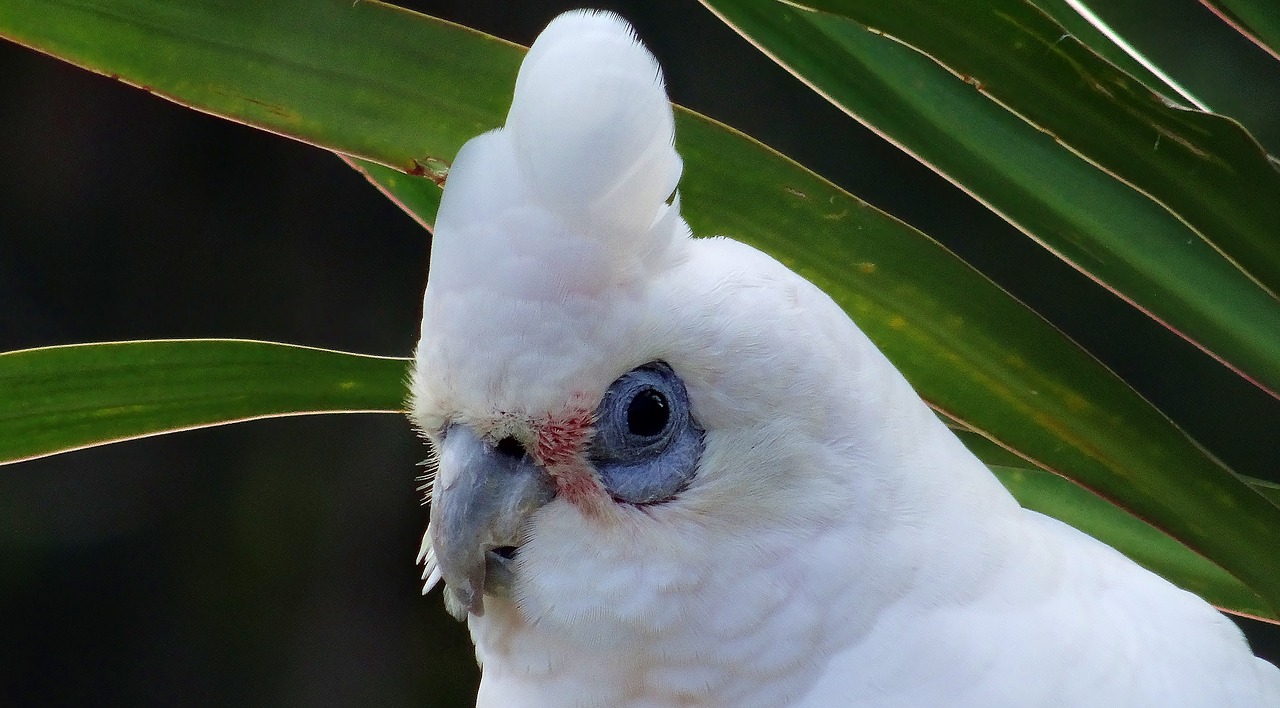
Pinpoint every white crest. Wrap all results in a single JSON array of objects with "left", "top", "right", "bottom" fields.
[{"left": 414, "top": 10, "right": 691, "bottom": 425}]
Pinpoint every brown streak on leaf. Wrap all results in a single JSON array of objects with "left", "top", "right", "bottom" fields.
[
  {"left": 1154, "top": 125, "right": 1218, "bottom": 163},
  {"left": 411, "top": 157, "right": 450, "bottom": 187},
  {"left": 240, "top": 96, "right": 293, "bottom": 119}
]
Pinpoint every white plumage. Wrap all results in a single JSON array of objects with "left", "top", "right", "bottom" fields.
[{"left": 410, "top": 10, "right": 1280, "bottom": 706}]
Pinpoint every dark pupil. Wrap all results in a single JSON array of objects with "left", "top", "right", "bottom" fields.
[{"left": 626, "top": 388, "right": 669, "bottom": 437}]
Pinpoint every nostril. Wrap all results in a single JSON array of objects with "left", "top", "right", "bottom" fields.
[
  {"left": 492, "top": 546, "right": 518, "bottom": 560},
  {"left": 495, "top": 436, "right": 526, "bottom": 459}
]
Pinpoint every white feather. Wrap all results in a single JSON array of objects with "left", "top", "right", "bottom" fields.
[
  {"left": 410, "top": 10, "right": 1280, "bottom": 707},
  {"left": 418, "top": 529, "right": 442, "bottom": 595},
  {"left": 508, "top": 10, "right": 681, "bottom": 239}
]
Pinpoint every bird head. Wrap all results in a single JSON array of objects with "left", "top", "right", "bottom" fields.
[{"left": 409, "top": 11, "right": 914, "bottom": 648}]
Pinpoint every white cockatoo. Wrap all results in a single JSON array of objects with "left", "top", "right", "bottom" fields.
[{"left": 409, "top": 10, "right": 1280, "bottom": 707}]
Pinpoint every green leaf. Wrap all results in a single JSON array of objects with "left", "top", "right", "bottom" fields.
[
  {"left": 0, "top": 340, "right": 409, "bottom": 464},
  {"left": 1201, "top": 0, "right": 1280, "bottom": 62},
  {"left": 734, "top": 0, "right": 1280, "bottom": 398},
  {"left": 997, "top": 463, "right": 1274, "bottom": 619},
  {"left": 1252, "top": 477, "right": 1280, "bottom": 508},
  {"left": 1055, "top": 0, "right": 1280, "bottom": 157},
  {"left": 948, "top": 424, "right": 1273, "bottom": 618},
  {"left": 1025, "top": 0, "right": 1207, "bottom": 108},
  {"left": 5, "top": 0, "right": 1280, "bottom": 618},
  {"left": 346, "top": 156, "right": 443, "bottom": 231},
  {"left": 0, "top": 0, "right": 512, "bottom": 176}
]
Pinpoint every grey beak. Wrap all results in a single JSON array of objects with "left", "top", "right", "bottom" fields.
[{"left": 429, "top": 425, "right": 555, "bottom": 619}]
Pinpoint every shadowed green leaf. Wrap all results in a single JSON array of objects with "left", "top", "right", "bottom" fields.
[
  {"left": 1056, "top": 0, "right": 1280, "bottom": 156},
  {"left": 1025, "top": 0, "right": 1204, "bottom": 106},
  {"left": 0, "top": 340, "right": 409, "bottom": 464},
  {"left": 0, "top": 0, "right": 513, "bottom": 176},
  {"left": 1201, "top": 0, "right": 1280, "bottom": 61},
  {"left": 703, "top": 0, "right": 1280, "bottom": 402},
  {"left": 752, "top": 0, "right": 1280, "bottom": 392}
]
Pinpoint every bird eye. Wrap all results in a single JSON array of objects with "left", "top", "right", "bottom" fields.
[
  {"left": 590, "top": 362, "right": 704, "bottom": 505},
  {"left": 626, "top": 389, "right": 669, "bottom": 437}
]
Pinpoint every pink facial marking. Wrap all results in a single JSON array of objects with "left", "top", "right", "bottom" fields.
[
  {"left": 534, "top": 408, "right": 592, "bottom": 467},
  {"left": 532, "top": 408, "right": 605, "bottom": 513}
]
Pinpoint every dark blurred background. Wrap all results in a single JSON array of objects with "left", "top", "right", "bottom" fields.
[{"left": 1, "top": 1, "right": 1277, "bottom": 706}]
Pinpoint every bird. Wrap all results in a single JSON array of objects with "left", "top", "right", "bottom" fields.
[{"left": 407, "top": 9, "right": 1280, "bottom": 707}]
